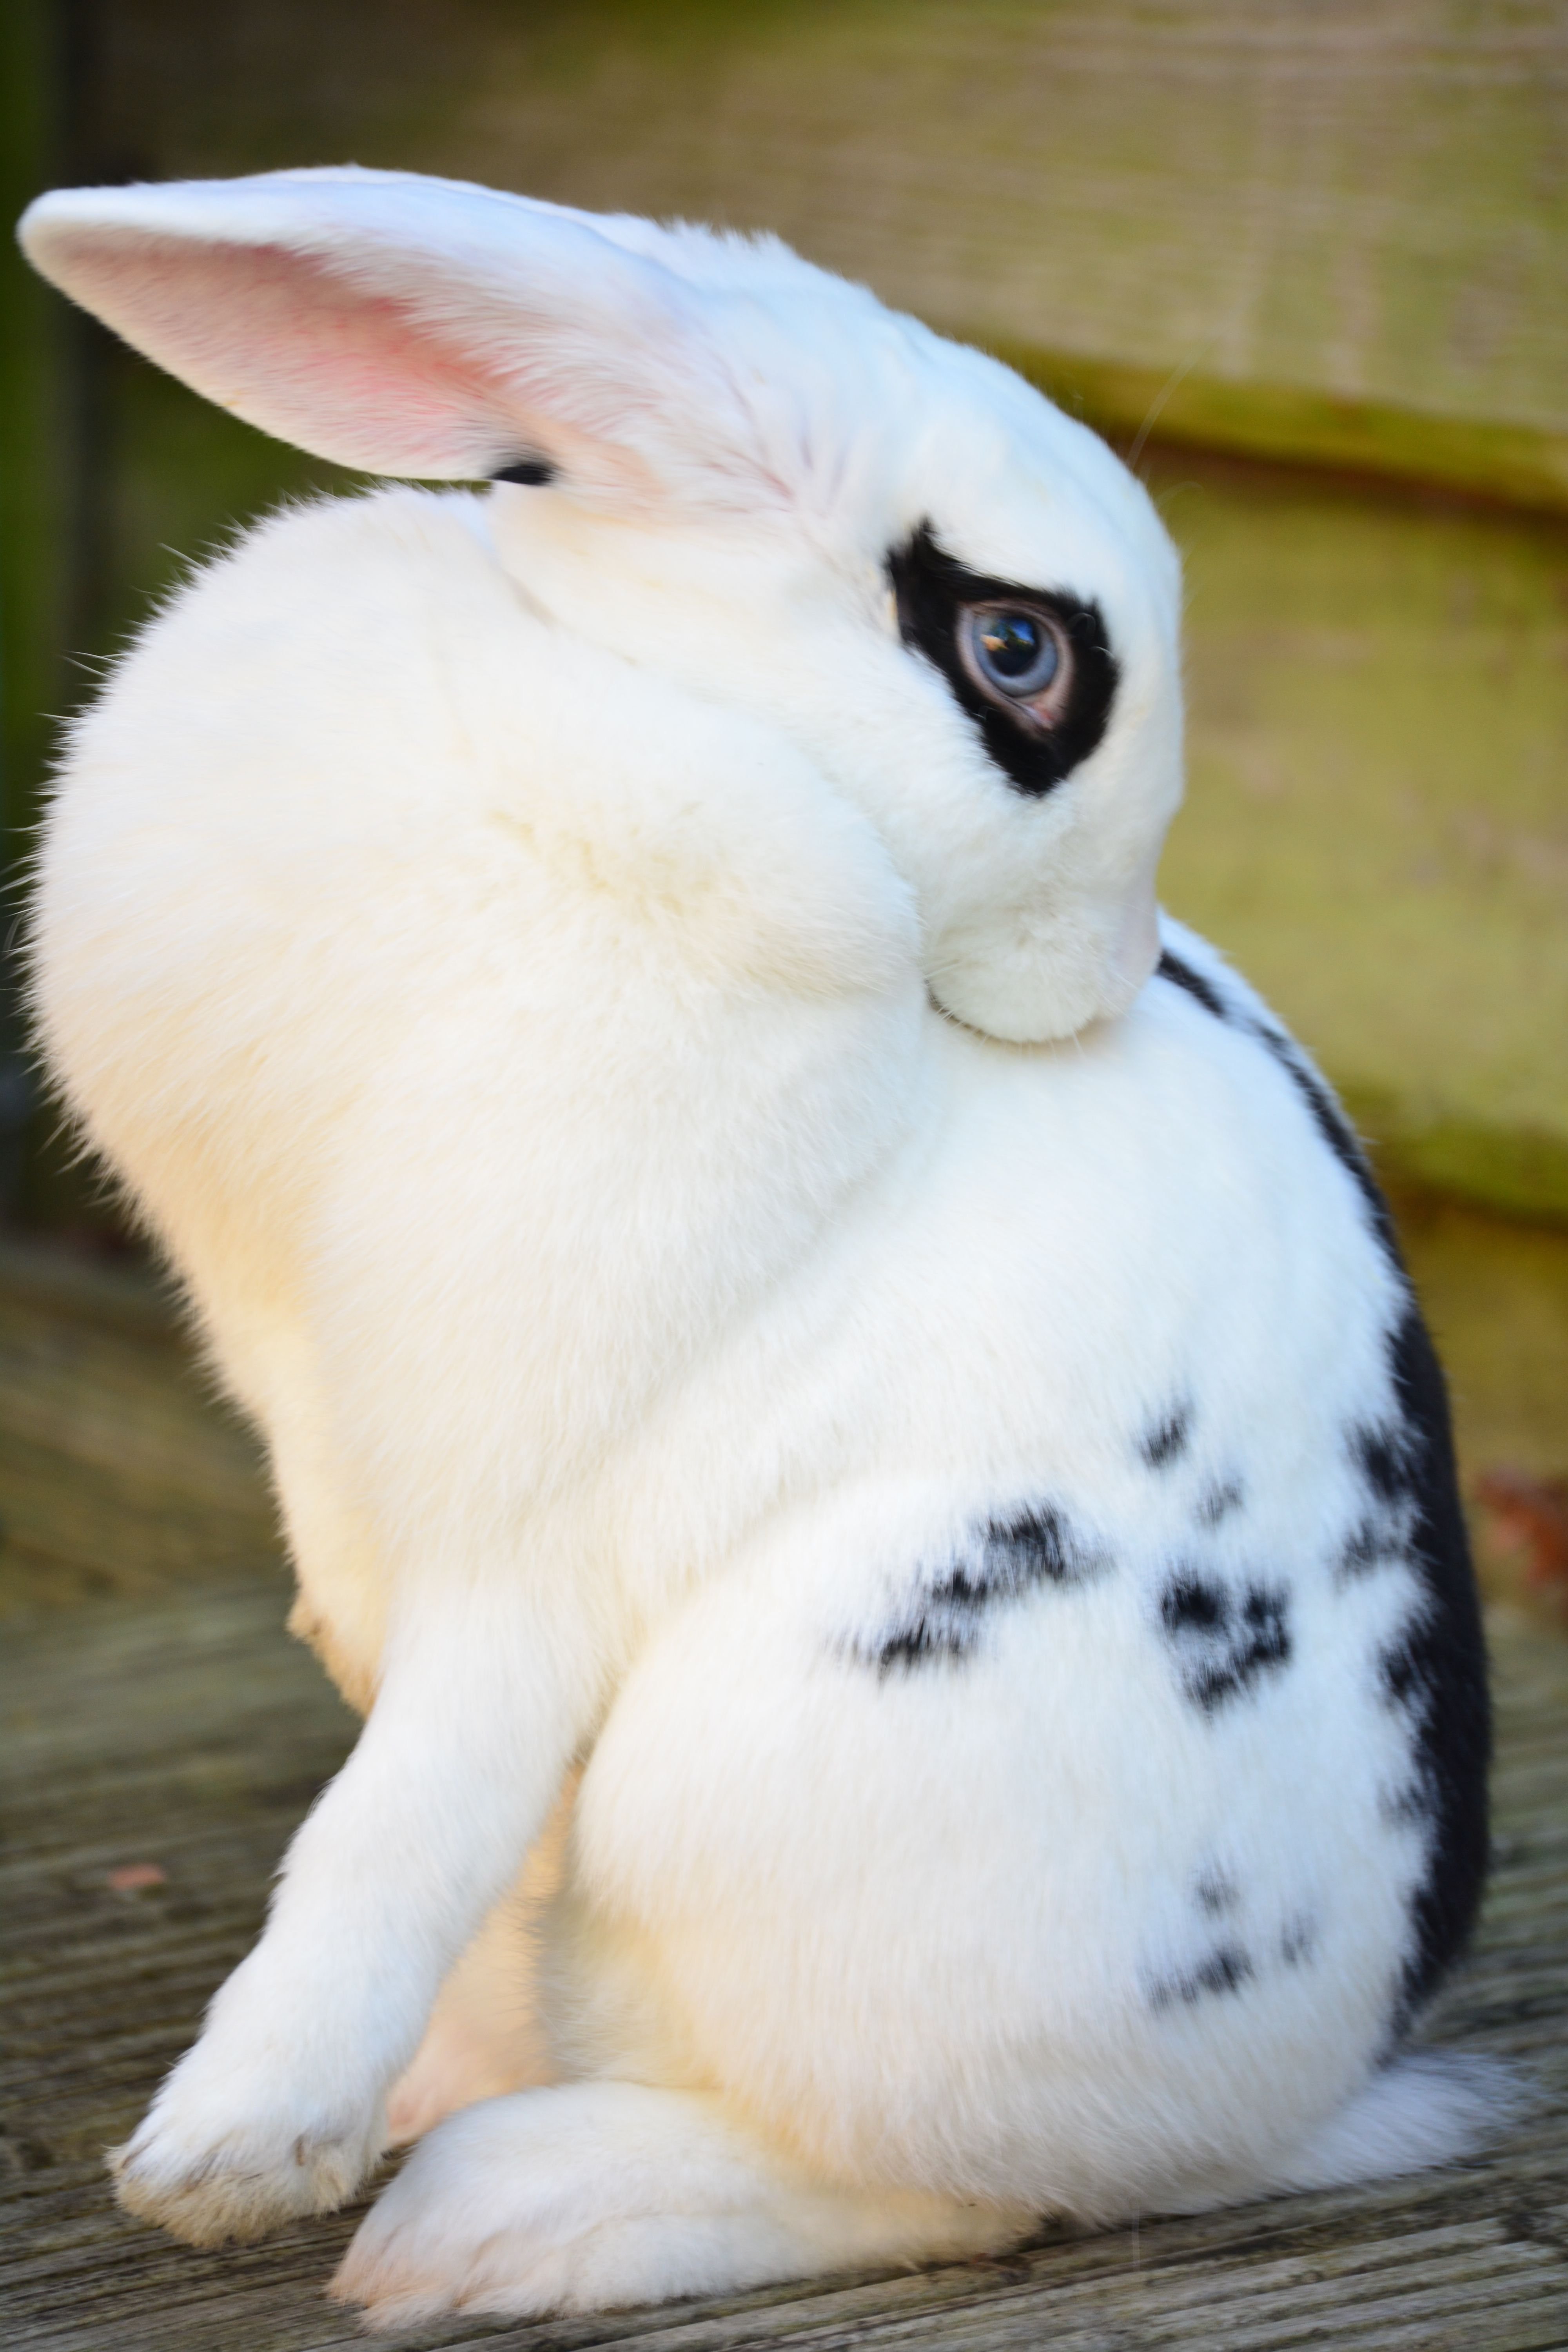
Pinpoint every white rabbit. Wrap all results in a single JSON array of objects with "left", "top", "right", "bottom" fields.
[{"left": 19, "top": 169, "right": 1495, "bottom": 2327}]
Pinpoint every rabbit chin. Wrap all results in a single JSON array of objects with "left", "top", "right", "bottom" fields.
[{"left": 929, "top": 883, "right": 1161, "bottom": 1045}]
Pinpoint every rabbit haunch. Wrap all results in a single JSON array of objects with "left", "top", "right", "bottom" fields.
[{"left": 19, "top": 167, "right": 1494, "bottom": 2322}]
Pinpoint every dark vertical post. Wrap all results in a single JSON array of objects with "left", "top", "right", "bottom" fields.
[
  {"left": 0, "top": 0, "right": 68, "bottom": 1218},
  {"left": 0, "top": 0, "right": 127, "bottom": 1230}
]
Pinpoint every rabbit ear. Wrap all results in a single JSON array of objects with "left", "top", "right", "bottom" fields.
[{"left": 18, "top": 168, "right": 779, "bottom": 504}]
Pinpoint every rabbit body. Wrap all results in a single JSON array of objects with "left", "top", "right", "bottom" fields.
[{"left": 22, "top": 171, "right": 1492, "bottom": 2323}]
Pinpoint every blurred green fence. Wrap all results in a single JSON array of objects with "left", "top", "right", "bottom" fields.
[{"left": 4, "top": 0, "right": 1566, "bottom": 1223}]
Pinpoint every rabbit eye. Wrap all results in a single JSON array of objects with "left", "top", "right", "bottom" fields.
[
  {"left": 960, "top": 604, "right": 1071, "bottom": 721},
  {"left": 887, "top": 524, "right": 1118, "bottom": 799}
]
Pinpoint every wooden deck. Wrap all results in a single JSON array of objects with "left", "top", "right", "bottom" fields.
[{"left": 2, "top": 1243, "right": 1566, "bottom": 2351}]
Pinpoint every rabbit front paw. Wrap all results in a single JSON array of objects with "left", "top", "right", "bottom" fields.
[{"left": 110, "top": 2022, "right": 387, "bottom": 2245}]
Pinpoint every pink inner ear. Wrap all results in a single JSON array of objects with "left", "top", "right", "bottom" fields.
[{"left": 45, "top": 232, "right": 532, "bottom": 477}]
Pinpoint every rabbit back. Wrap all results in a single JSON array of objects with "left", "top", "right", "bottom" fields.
[{"left": 542, "top": 939, "right": 1487, "bottom": 2216}]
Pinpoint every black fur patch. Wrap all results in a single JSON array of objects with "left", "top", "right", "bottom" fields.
[
  {"left": 1279, "top": 1912, "right": 1318, "bottom": 1967},
  {"left": 1152, "top": 945, "right": 1489, "bottom": 2025},
  {"left": 1337, "top": 1421, "right": 1420, "bottom": 1584},
  {"left": 1356, "top": 1421, "right": 1408, "bottom": 1505},
  {"left": 1250, "top": 1025, "right": 1400, "bottom": 1259},
  {"left": 862, "top": 1506, "right": 1102, "bottom": 1674},
  {"left": 1153, "top": 953, "right": 1400, "bottom": 1260},
  {"left": 1154, "top": 947, "right": 1229, "bottom": 1023},
  {"left": 1362, "top": 1306, "right": 1491, "bottom": 2023},
  {"left": 1147, "top": 1943, "right": 1254, "bottom": 2013},
  {"left": 1141, "top": 1404, "right": 1192, "bottom": 1470},
  {"left": 1381, "top": 1779, "right": 1432, "bottom": 1828},
  {"left": 1160, "top": 1572, "right": 1292, "bottom": 1712},
  {"left": 1339, "top": 1516, "right": 1389, "bottom": 1579},
  {"left": 492, "top": 456, "right": 558, "bottom": 485},
  {"left": 1382, "top": 1640, "right": 1420, "bottom": 1710},
  {"left": 887, "top": 524, "right": 1119, "bottom": 798},
  {"left": 1196, "top": 1479, "right": 1244, "bottom": 1529},
  {"left": 1194, "top": 1867, "right": 1239, "bottom": 1917}
]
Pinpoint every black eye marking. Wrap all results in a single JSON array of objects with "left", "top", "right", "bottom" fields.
[
  {"left": 1145, "top": 1943, "right": 1254, "bottom": 2013},
  {"left": 854, "top": 1506, "right": 1105, "bottom": 1674},
  {"left": 1196, "top": 1479, "right": 1244, "bottom": 1529},
  {"left": 1160, "top": 1572, "right": 1292, "bottom": 1712},
  {"left": 886, "top": 523, "right": 1119, "bottom": 798},
  {"left": 492, "top": 456, "right": 558, "bottom": 486},
  {"left": 1141, "top": 1403, "right": 1191, "bottom": 1470}
]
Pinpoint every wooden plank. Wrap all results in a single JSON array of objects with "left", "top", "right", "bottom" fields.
[{"left": 0, "top": 1244, "right": 277, "bottom": 1611}]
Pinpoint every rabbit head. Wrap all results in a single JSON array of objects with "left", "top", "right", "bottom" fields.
[{"left": 20, "top": 166, "right": 1183, "bottom": 1044}]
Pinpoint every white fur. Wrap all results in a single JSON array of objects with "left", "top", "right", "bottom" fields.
[{"left": 20, "top": 169, "right": 1499, "bottom": 2319}]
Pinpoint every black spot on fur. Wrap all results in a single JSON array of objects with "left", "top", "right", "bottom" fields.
[
  {"left": 1147, "top": 1943, "right": 1254, "bottom": 2013},
  {"left": 887, "top": 524, "right": 1119, "bottom": 798},
  {"left": 870, "top": 1561, "right": 990, "bottom": 1671},
  {"left": 1354, "top": 1421, "right": 1408, "bottom": 1506},
  {"left": 1194, "top": 1868, "right": 1238, "bottom": 1917},
  {"left": 1162, "top": 1573, "right": 1226, "bottom": 1632},
  {"left": 1196, "top": 1479, "right": 1244, "bottom": 1529},
  {"left": 1337, "top": 1430, "right": 1420, "bottom": 1584},
  {"left": 1160, "top": 1573, "right": 1292, "bottom": 1712},
  {"left": 1279, "top": 1913, "right": 1318, "bottom": 1967},
  {"left": 861, "top": 1506, "right": 1103, "bottom": 1674},
  {"left": 492, "top": 456, "right": 558, "bottom": 485},
  {"left": 1141, "top": 1404, "right": 1191, "bottom": 1470},
  {"left": 1381, "top": 1640, "right": 1420, "bottom": 1710},
  {"left": 1339, "top": 1517, "right": 1387, "bottom": 1579}
]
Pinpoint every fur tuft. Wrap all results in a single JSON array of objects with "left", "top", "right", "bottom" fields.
[{"left": 1267, "top": 2051, "right": 1526, "bottom": 2195}]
